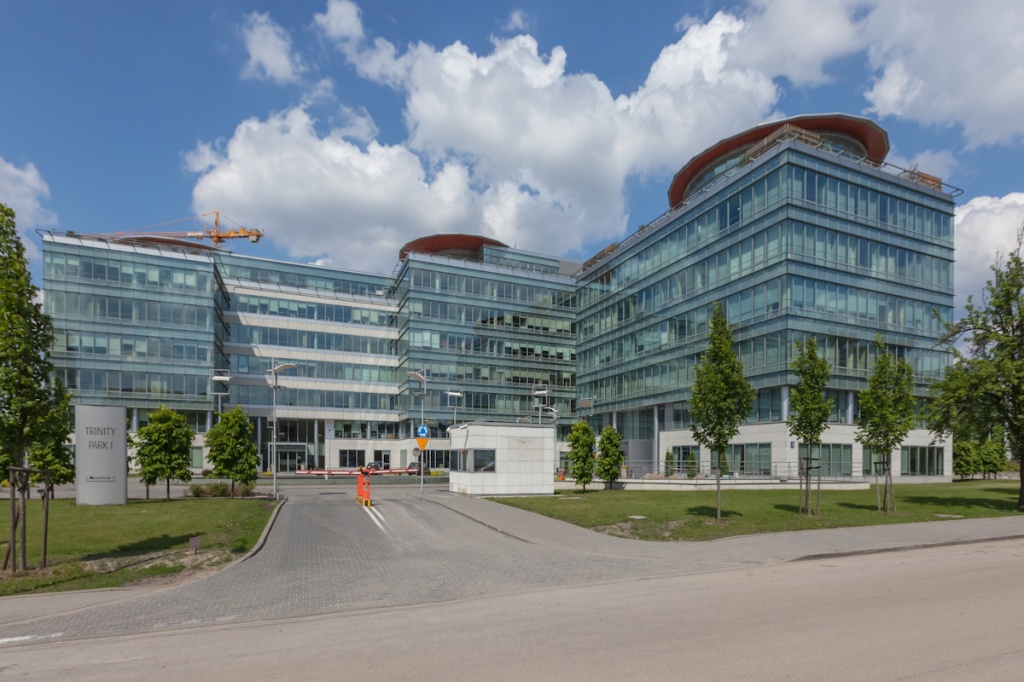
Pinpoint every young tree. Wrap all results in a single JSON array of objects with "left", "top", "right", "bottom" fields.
[
  {"left": 28, "top": 381, "right": 75, "bottom": 495},
  {"left": 978, "top": 438, "right": 1007, "bottom": 479},
  {"left": 856, "top": 336, "right": 915, "bottom": 513},
  {"left": 929, "top": 227, "right": 1024, "bottom": 510},
  {"left": 132, "top": 406, "right": 194, "bottom": 500},
  {"left": 205, "top": 406, "right": 259, "bottom": 496},
  {"left": 595, "top": 425, "right": 623, "bottom": 489},
  {"left": 952, "top": 441, "right": 980, "bottom": 479},
  {"left": 567, "top": 420, "right": 596, "bottom": 492},
  {"left": 0, "top": 202, "right": 72, "bottom": 485},
  {"left": 787, "top": 337, "right": 834, "bottom": 515},
  {"left": 691, "top": 302, "right": 755, "bottom": 521}
]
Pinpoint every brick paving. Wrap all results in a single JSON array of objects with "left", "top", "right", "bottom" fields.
[{"left": 2, "top": 483, "right": 1023, "bottom": 648}]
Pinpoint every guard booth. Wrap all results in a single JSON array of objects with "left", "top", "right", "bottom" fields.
[{"left": 449, "top": 421, "right": 555, "bottom": 496}]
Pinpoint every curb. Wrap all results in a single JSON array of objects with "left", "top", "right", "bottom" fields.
[
  {"left": 234, "top": 494, "right": 287, "bottom": 565},
  {"left": 424, "top": 496, "right": 532, "bottom": 544},
  {"left": 792, "top": 532, "right": 1024, "bottom": 562}
]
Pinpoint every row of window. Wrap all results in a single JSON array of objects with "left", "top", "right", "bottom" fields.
[
  {"left": 57, "top": 367, "right": 211, "bottom": 399},
  {"left": 220, "top": 262, "right": 388, "bottom": 296},
  {"left": 451, "top": 449, "right": 496, "bottom": 473},
  {"left": 408, "top": 268, "right": 575, "bottom": 308},
  {"left": 233, "top": 294, "right": 396, "bottom": 327},
  {"left": 789, "top": 220, "right": 950, "bottom": 289},
  {"left": 232, "top": 385, "right": 397, "bottom": 411},
  {"left": 47, "top": 290, "right": 214, "bottom": 330},
  {"left": 407, "top": 299, "right": 575, "bottom": 336},
  {"left": 54, "top": 330, "right": 212, "bottom": 363},
  {"left": 409, "top": 361, "right": 575, "bottom": 389},
  {"left": 580, "top": 163, "right": 951, "bottom": 306},
  {"left": 232, "top": 325, "right": 396, "bottom": 355},
  {"left": 581, "top": 333, "right": 948, "bottom": 404},
  {"left": 45, "top": 251, "right": 214, "bottom": 293},
  {"left": 581, "top": 221, "right": 950, "bottom": 339},
  {"left": 585, "top": 277, "right": 947, "bottom": 361},
  {"left": 230, "top": 355, "right": 398, "bottom": 384},
  {"left": 406, "top": 329, "right": 575, "bottom": 362}
]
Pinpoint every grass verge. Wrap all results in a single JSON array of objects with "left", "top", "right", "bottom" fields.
[
  {"left": 494, "top": 480, "right": 1022, "bottom": 541},
  {"left": 0, "top": 497, "right": 276, "bottom": 596}
]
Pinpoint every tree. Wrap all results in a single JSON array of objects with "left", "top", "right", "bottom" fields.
[
  {"left": 567, "top": 420, "right": 596, "bottom": 492},
  {"left": 0, "top": 202, "right": 72, "bottom": 487},
  {"left": 952, "top": 441, "right": 981, "bottom": 479},
  {"left": 205, "top": 406, "right": 259, "bottom": 495},
  {"left": 595, "top": 425, "right": 623, "bottom": 489},
  {"left": 691, "top": 302, "right": 755, "bottom": 521},
  {"left": 978, "top": 438, "right": 1007, "bottom": 479},
  {"left": 856, "top": 336, "right": 915, "bottom": 513},
  {"left": 787, "top": 337, "right": 834, "bottom": 515},
  {"left": 28, "top": 380, "right": 75, "bottom": 495},
  {"left": 132, "top": 406, "right": 194, "bottom": 500},
  {"left": 929, "top": 227, "right": 1024, "bottom": 510}
]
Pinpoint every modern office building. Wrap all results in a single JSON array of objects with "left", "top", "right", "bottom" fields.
[
  {"left": 41, "top": 113, "right": 957, "bottom": 480},
  {"left": 575, "top": 114, "right": 955, "bottom": 479}
]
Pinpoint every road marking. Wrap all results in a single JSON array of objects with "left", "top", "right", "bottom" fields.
[
  {"left": 362, "top": 505, "right": 388, "bottom": 533},
  {"left": 0, "top": 632, "right": 63, "bottom": 645}
]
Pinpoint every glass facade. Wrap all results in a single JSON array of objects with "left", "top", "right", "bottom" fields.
[{"left": 41, "top": 114, "right": 956, "bottom": 479}]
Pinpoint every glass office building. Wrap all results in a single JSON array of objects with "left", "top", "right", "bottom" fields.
[
  {"left": 42, "top": 113, "right": 957, "bottom": 479},
  {"left": 575, "top": 114, "right": 956, "bottom": 478}
]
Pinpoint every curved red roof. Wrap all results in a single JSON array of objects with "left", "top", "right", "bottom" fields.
[
  {"left": 399, "top": 233, "right": 508, "bottom": 261},
  {"left": 667, "top": 114, "right": 889, "bottom": 209}
]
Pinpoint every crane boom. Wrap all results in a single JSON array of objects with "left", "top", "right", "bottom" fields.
[{"left": 95, "top": 211, "right": 263, "bottom": 245}]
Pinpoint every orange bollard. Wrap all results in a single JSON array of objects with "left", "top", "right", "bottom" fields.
[{"left": 357, "top": 471, "right": 372, "bottom": 506}]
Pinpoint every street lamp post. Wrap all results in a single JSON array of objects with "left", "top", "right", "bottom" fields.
[
  {"left": 532, "top": 383, "right": 548, "bottom": 424},
  {"left": 267, "top": 360, "right": 296, "bottom": 500},
  {"left": 407, "top": 370, "right": 427, "bottom": 494},
  {"left": 444, "top": 389, "right": 463, "bottom": 431}
]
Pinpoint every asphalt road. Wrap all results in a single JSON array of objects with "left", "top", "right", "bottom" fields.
[{"left": 2, "top": 485, "right": 1023, "bottom": 680}]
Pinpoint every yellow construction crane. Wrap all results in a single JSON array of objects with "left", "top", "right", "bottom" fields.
[{"left": 96, "top": 211, "right": 263, "bottom": 245}]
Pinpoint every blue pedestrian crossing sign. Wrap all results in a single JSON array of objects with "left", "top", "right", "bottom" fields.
[{"left": 417, "top": 423, "right": 429, "bottom": 438}]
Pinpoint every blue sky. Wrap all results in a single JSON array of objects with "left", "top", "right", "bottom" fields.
[{"left": 2, "top": 0, "right": 1023, "bottom": 313}]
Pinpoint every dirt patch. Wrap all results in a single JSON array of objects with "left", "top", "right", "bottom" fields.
[{"left": 80, "top": 548, "right": 236, "bottom": 587}]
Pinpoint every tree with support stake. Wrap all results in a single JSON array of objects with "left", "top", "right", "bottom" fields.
[
  {"left": 787, "top": 338, "right": 833, "bottom": 516},
  {"left": 691, "top": 302, "right": 755, "bottom": 522},
  {"left": 856, "top": 336, "right": 915, "bottom": 514},
  {"left": 4, "top": 467, "right": 53, "bottom": 572}
]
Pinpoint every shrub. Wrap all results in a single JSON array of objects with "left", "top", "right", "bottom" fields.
[{"left": 234, "top": 483, "right": 255, "bottom": 497}]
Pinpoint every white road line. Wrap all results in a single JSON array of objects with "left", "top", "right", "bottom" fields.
[
  {"left": 366, "top": 504, "right": 391, "bottom": 530},
  {"left": 362, "top": 505, "right": 387, "bottom": 533},
  {"left": 0, "top": 633, "right": 63, "bottom": 645}
]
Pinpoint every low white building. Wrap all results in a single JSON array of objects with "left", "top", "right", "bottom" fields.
[{"left": 449, "top": 422, "right": 556, "bottom": 496}]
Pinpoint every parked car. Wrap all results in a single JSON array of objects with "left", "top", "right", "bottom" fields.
[
  {"left": 407, "top": 461, "right": 431, "bottom": 476},
  {"left": 365, "top": 461, "right": 385, "bottom": 473}
]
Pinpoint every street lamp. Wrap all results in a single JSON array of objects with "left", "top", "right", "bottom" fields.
[
  {"left": 212, "top": 370, "right": 231, "bottom": 422},
  {"left": 267, "top": 360, "right": 296, "bottom": 500},
  {"left": 407, "top": 370, "right": 427, "bottom": 493},
  {"left": 444, "top": 389, "right": 463, "bottom": 431},
  {"left": 532, "top": 383, "right": 548, "bottom": 424}
]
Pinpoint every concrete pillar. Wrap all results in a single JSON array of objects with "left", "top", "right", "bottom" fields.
[
  {"left": 131, "top": 408, "right": 139, "bottom": 432},
  {"left": 206, "top": 411, "right": 212, "bottom": 433},
  {"left": 847, "top": 391, "right": 855, "bottom": 425},
  {"left": 781, "top": 386, "right": 790, "bottom": 422},
  {"left": 653, "top": 405, "right": 660, "bottom": 474}
]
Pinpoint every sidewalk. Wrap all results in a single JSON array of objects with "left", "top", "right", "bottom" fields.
[{"left": 427, "top": 490, "right": 1024, "bottom": 567}]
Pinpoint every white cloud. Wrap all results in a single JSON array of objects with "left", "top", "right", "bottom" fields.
[
  {"left": 193, "top": 0, "right": 1024, "bottom": 276},
  {"left": 954, "top": 193, "right": 1024, "bottom": 313},
  {"left": 314, "top": 0, "right": 363, "bottom": 44},
  {"left": 241, "top": 12, "right": 305, "bottom": 84},
  {"left": 0, "top": 155, "right": 58, "bottom": 261},
  {"left": 503, "top": 10, "right": 528, "bottom": 33},
  {"left": 188, "top": 107, "right": 480, "bottom": 273},
  {"left": 886, "top": 148, "right": 958, "bottom": 184},
  {"left": 862, "top": 0, "right": 1024, "bottom": 147}
]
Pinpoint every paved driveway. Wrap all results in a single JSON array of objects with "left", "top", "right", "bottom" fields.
[{"left": 3, "top": 484, "right": 1023, "bottom": 648}]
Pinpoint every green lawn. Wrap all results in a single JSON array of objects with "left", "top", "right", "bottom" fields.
[
  {"left": 494, "top": 480, "right": 1022, "bottom": 541},
  {"left": 0, "top": 497, "right": 276, "bottom": 596}
]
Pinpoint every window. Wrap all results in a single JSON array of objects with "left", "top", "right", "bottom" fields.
[{"left": 473, "top": 449, "right": 496, "bottom": 472}]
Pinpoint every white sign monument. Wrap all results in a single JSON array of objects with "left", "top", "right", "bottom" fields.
[{"left": 75, "top": 404, "right": 128, "bottom": 505}]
